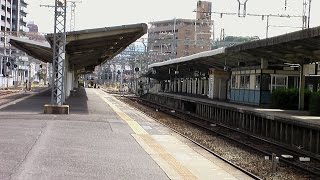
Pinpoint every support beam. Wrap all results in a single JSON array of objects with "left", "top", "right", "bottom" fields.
[
  {"left": 49, "top": 0, "right": 68, "bottom": 112},
  {"left": 299, "top": 64, "right": 305, "bottom": 110}
]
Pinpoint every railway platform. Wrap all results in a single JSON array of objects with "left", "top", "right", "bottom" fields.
[
  {"left": 143, "top": 92, "right": 320, "bottom": 156},
  {"left": 157, "top": 92, "right": 320, "bottom": 127},
  {"left": 0, "top": 88, "right": 252, "bottom": 180}
]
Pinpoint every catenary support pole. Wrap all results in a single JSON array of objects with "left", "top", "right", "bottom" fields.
[{"left": 51, "top": 0, "right": 67, "bottom": 105}]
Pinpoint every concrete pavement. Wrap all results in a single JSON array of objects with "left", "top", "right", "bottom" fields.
[
  {"left": 0, "top": 88, "right": 168, "bottom": 180},
  {"left": 0, "top": 88, "right": 252, "bottom": 180}
]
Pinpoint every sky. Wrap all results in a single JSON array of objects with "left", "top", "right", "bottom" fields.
[{"left": 27, "top": 0, "right": 319, "bottom": 39}]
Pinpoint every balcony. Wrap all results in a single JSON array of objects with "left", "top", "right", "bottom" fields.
[
  {"left": 20, "top": 18, "right": 26, "bottom": 26},
  {"left": 20, "top": 5, "right": 27, "bottom": 11},
  {"left": 21, "top": 0, "right": 28, "bottom": 7},
  {"left": 20, "top": 8, "right": 27, "bottom": 16}
]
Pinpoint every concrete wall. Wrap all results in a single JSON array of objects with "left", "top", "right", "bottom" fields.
[
  {"left": 0, "top": 76, "right": 13, "bottom": 88},
  {"left": 149, "top": 84, "right": 161, "bottom": 93},
  {"left": 208, "top": 69, "right": 229, "bottom": 100},
  {"left": 65, "top": 71, "right": 73, "bottom": 98},
  {"left": 64, "top": 58, "right": 74, "bottom": 100}
]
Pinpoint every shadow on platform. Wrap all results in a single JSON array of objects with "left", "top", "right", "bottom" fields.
[
  {"left": 65, "top": 87, "right": 89, "bottom": 114},
  {"left": 0, "top": 87, "right": 89, "bottom": 114},
  {"left": 0, "top": 89, "right": 51, "bottom": 113}
]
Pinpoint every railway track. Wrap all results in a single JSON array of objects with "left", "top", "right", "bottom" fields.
[
  {"left": 0, "top": 91, "right": 16, "bottom": 97},
  {"left": 119, "top": 96, "right": 261, "bottom": 179},
  {"left": 124, "top": 96, "right": 319, "bottom": 179}
]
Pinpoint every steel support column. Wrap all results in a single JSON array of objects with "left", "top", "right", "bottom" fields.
[
  {"left": 52, "top": 0, "right": 67, "bottom": 105},
  {"left": 299, "top": 64, "right": 305, "bottom": 110},
  {"left": 70, "top": 2, "right": 76, "bottom": 31}
]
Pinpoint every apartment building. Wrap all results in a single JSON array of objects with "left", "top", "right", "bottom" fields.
[
  {"left": 148, "top": 1, "right": 213, "bottom": 60},
  {"left": 0, "top": 0, "right": 28, "bottom": 88},
  {"left": 1, "top": 0, "right": 27, "bottom": 38},
  {"left": 27, "top": 21, "right": 38, "bottom": 33}
]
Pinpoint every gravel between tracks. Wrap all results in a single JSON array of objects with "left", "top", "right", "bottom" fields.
[{"left": 117, "top": 96, "right": 311, "bottom": 180}]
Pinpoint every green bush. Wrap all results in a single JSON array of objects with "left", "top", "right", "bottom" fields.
[
  {"left": 271, "top": 88, "right": 311, "bottom": 110},
  {"left": 309, "top": 92, "right": 320, "bottom": 115},
  {"left": 304, "top": 89, "right": 311, "bottom": 110}
]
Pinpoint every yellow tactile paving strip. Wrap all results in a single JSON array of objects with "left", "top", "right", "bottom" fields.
[
  {"left": 94, "top": 90, "right": 197, "bottom": 180},
  {"left": 140, "top": 134, "right": 197, "bottom": 180}
]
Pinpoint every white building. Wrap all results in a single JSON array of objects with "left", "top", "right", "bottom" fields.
[{"left": 0, "top": 0, "right": 28, "bottom": 88}]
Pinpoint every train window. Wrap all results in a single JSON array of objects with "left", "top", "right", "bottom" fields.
[
  {"left": 255, "top": 75, "right": 261, "bottom": 89},
  {"left": 271, "top": 75, "right": 288, "bottom": 91},
  {"left": 231, "top": 75, "right": 236, "bottom": 88},
  {"left": 261, "top": 74, "right": 271, "bottom": 91},
  {"left": 240, "top": 75, "right": 250, "bottom": 89}
]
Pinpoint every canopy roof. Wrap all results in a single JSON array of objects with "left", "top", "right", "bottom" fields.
[
  {"left": 148, "top": 26, "right": 320, "bottom": 80},
  {"left": 9, "top": 37, "right": 52, "bottom": 63},
  {"left": 9, "top": 23, "right": 148, "bottom": 73}
]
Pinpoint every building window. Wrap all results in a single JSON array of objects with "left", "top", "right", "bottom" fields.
[
  {"left": 288, "top": 76, "right": 299, "bottom": 89},
  {"left": 240, "top": 75, "right": 250, "bottom": 89},
  {"left": 231, "top": 75, "right": 236, "bottom": 88},
  {"left": 255, "top": 75, "right": 261, "bottom": 89},
  {"left": 271, "top": 75, "right": 287, "bottom": 91}
]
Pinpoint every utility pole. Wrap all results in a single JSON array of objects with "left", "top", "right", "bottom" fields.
[
  {"left": 247, "top": 13, "right": 303, "bottom": 38},
  {"left": 172, "top": 18, "right": 177, "bottom": 59},
  {"left": 307, "top": 0, "right": 312, "bottom": 28},
  {"left": 196, "top": 1, "right": 306, "bottom": 39},
  {"left": 52, "top": 0, "right": 67, "bottom": 105},
  {"left": 302, "top": 0, "right": 308, "bottom": 29},
  {"left": 266, "top": 15, "right": 269, "bottom": 39},
  {"left": 3, "top": 0, "right": 8, "bottom": 88},
  {"left": 41, "top": 1, "right": 82, "bottom": 32},
  {"left": 237, "top": 0, "right": 249, "bottom": 17},
  {"left": 69, "top": 1, "right": 82, "bottom": 31},
  {"left": 301, "top": 0, "right": 312, "bottom": 29},
  {"left": 40, "top": 0, "right": 67, "bottom": 105},
  {"left": 141, "top": 38, "right": 147, "bottom": 73},
  {"left": 220, "top": 28, "right": 225, "bottom": 41}
]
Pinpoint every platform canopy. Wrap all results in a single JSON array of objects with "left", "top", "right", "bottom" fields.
[
  {"left": 148, "top": 26, "right": 320, "bottom": 80},
  {"left": 9, "top": 23, "right": 148, "bottom": 73},
  {"left": 9, "top": 37, "right": 52, "bottom": 63}
]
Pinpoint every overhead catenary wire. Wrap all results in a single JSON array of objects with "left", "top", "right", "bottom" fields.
[{"left": 41, "top": 1, "right": 82, "bottom": 32}]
